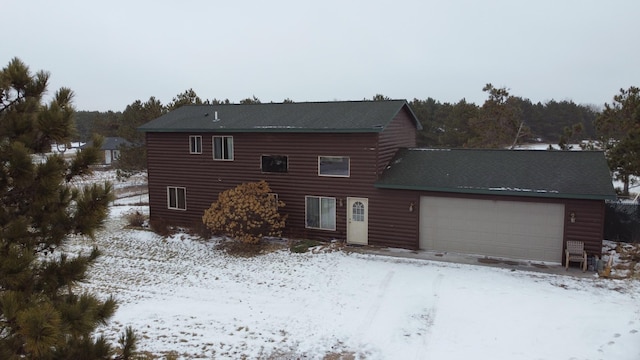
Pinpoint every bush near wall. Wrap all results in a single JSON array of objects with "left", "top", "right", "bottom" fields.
[{"left": 202, "top": 180, "right": 287, "bottom": 244}]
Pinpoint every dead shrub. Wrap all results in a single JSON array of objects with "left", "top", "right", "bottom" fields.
[
  {"left": 149, "top": 217, "right": 175, "bottom": 237},
  {"left": 202, "top": 180, "right": 287, "bottom": 245},
  {"left": 124, "top": 210, "right": 146, "bottom": 228}
]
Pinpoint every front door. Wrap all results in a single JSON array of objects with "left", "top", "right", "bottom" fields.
[{"left": 347, "top": 197, "right": 368, "bottom": 245}]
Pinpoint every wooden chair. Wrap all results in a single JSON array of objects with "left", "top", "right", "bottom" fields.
[{"left": 565, "top": 241, "right": 587, "bottom": 272}]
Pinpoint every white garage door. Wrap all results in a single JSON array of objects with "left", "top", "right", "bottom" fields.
[{"left": 419, "top": 197, "right": 565, "bottom": 262}]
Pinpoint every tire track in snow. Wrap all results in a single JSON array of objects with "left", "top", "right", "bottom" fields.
[
  {"left": 357, "top": 270, "right": 395, "bottom": 337},
  {"left": 416, "top": 272, "right": 444, "bottom": 359}
]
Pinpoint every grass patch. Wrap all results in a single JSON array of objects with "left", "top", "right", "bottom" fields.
[
  {"left": 149, "top": 218, "right": 177, "bottom": 237},
  {"left": 289, "top": 239, "right": 322, "bottom": 253},
  {"left": 215, "top": 238, "right": 284, "bottom": 257}
]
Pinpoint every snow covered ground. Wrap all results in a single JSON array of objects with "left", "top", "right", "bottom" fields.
[{"left": 62, "top": 183, "right": 640, "bottom": 359}]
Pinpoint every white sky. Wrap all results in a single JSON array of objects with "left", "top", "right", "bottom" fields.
[{"left": 4, "top": 0, "right": 639, "bottom": 111}]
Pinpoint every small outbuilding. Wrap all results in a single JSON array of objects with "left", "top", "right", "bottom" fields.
[{"left": 80, "top": 137, "right": 131, "bottom": 165}]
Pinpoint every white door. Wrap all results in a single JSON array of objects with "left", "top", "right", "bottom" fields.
[
  {"left": 419, "top": 196, "right": 565, "bottom": 262},
  {"left": 347, "top": 197, "right": 368, "bottom": 245},
  {"left": 105, "top": 150, "right": 112, "bottom": 164}
]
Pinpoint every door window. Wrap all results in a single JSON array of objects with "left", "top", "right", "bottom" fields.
[{"left": 352, "top": 201, "right": 365, "bottom": 222}]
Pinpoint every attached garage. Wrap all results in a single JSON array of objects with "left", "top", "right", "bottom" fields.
[
  {"left": 375, "top": 148, "right": 617, "bottom": 263},
  {"left": 419, "top": 197, "right": 565, "bottom": 262}
]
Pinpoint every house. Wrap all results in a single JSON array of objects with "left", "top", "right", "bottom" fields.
[
  {"left": 138, "top": 100, "right": 616, "bottom": 264},
  {"left": 80, "top": 136, "right": 131, "bottom": 165}
]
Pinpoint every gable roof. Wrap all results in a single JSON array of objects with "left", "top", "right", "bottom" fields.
[
  {"left": 375, "top": 148, "right": 616, "bottom": 200},
  {"left": 80, "top": 137, "right": 131, "bottom": 150},
  {"left": 138, "top": 100, "right": 421, "bottom": 133}
]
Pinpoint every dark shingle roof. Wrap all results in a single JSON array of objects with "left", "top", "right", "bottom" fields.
[
  {"left": 375, "top": 148, "right": 616, "bottom": 200},
  {"left": 138, "top": 100, "right": 421, "bottom": 133},
  {"left": 80, "top": 137, "right": 131, "bottom": 150}
]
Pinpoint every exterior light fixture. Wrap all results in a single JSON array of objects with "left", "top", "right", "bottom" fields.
[
  {"left": 570, "top": 212, "right": 576, "bottom": 223},
  {"left": 409, "top": 201, "right": 415, "bottom": 213}
]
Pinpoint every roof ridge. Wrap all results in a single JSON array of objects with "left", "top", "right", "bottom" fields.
[
  {"left": 406, "top": 147, "right": 604, "bottom": 153},
  {"left": 180, "top": 99, "right": 408, "bottom": 107}
]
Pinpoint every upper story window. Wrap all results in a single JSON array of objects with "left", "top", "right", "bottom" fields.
[
  {"left": 189, "top": 135, "right": 202, "bottom": 154},
  {"left": 261, "top": 155, "right": 288, "bottom": 173},
  {"left": 213, "top": 136, "right": 233, "bottom": 160},
  {"left": 167, "top": 186, "right": 186, "bottom": 210},
  {"left": 318, "top": 156, "right": 349, "bottom": 177}
]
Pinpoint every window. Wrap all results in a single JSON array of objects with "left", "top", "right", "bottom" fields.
[
  {"left": 167, "top": 187, "right": 186, "bottom": 210},
  {"left": 305, "top": 196, "right": 336, "bottom": 230},
  {"left": 261, "top": 155, "right": 288, "bottom": 173},
  {"left": 213, "top": 136, "right": 233, "bottom": 160},
  {"left": 268, "top": 193, "right": 279, "bottom": 209},
  {"left": 352, "top": 201, "right": 365, "bottom": 222},
  {"left": 318, "top": 156, "right": 349, "bottom": 177},
  {"left": 190, "top": 135, "right": 202, "bottom": 154}
]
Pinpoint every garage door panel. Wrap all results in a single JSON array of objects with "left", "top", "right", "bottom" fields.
[{"left": 419, "top": 197, "right": 565, "bottom": 262}]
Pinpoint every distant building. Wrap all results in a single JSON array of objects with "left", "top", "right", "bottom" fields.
[{"left": 80, "top": 137, "right": 131, "bottom": 165}]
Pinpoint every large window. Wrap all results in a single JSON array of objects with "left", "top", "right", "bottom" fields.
[
  {"left": 213, "top": 136, "right": 233, "bottom": 160},
  {"left": 305, "top": 196, "right": 336, "bottom": 230},
  {"left": 167, "top": 186, "right": 186, "bottom": 210},
  {"left": 189, "top": 135, "right": 202, "bottom": 154},
  {"left": 261, "top": 155, "right": 288, "bottom": 173},
  {"left": 318, "top": 156, "right": 349, "bottom": 177}
]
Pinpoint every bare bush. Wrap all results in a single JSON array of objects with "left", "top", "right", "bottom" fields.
[{"left": 202, "top": 181, "right": 287, "bottom": 244}]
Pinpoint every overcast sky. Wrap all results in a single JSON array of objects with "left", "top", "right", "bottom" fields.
[{"left": 4, "top": 0, "right": 639, "bottom": 111}]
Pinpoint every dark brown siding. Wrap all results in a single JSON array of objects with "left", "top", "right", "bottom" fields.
[
  {"left": 147, "top": 132, "right": 382, "bottom": 240},
  {"left": 367, "top": 189, "right": 420, "bottom": 249},
  {"left": 563, "top": 199, "right": 605, "bottom": 258},
  {"left": 376, "top": 107, "right": 417, "bottom": 175},
  {"left": 146, "top": 107, "right": 420, "bottom": 246}
]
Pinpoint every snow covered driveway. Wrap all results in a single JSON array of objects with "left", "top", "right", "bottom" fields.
[{"left": 70, "top": 204, "right": 640, "bottom": 359}]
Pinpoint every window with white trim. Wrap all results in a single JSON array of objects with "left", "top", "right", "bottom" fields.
[
  {"left": 189, "top": 135, "right": 202, "bottom": 154},
  {"left": 167, "top": 186, "right": 186, "bottom": 210},
  {"left": 318, "top": 156, "right": 349, "bottom": 177},
  {"left": 305, "top": 196, "right": 336, "bottom": 230},
  {"left": 213, "top": 136, "right": 233, "bottom": 160}
]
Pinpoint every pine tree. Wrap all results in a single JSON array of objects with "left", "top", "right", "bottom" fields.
[
  {"left": 0, "top": 58, "right": 136, "bottom": 358},
  {"left": 467, "top": 84, "right": 530, "bottom": 148},
  {"left": 595, "top": 86, "right": 640, "bottom": 196}
]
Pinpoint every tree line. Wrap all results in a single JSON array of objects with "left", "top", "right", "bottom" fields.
[
  {"left": 409, "top": 87, "right": 597, "bottom": 148},
  {"left": 76, "top": 87, "right": 598, "bottom": 147},
  {"left": 75, "top": 86, "right": 598, "bottom": 171},
  {"left": 75, "top": 85, "right": 638, "bottom": 195}
]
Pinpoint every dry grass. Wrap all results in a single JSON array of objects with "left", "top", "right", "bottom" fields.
[
  {"left": 602, "top": 241, "right": 640, "bottom": 279},
  {"left": 215, "top": 238, "right": 286, "bottom": 257}
]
